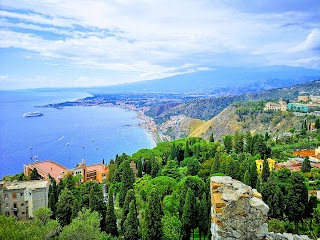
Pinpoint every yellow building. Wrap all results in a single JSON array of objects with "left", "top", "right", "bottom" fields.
[{"left": 256, "top": 158, "right": 276, "bottom": 174}]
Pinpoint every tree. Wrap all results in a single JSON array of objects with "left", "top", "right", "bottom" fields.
[
  {"left": 119, "top": 160, "right": 135, "bottom": 208},
  {"left": 181, "top": 188, "right": 196, "bottom": 240},
  {"left": 59, "top": 208, "right": 101, "bottom": 240},
  {"left": 56, "top": 188, "right": 75, "bottom": 227},
  {"left": 243, "top": 170, "right": 250, "bottom": 186},
  {"left": 137, "top": 159, "right": 143, "bottom": 178},
  {"left": 34, "top": 208, "right": 52, "bottom": 225},
  {"left": 123, "top": 200, "right": 139, "bottom": 240},
  {"left": 89, "top": 182, "right": 107, "bottom": 231},
  {"left": 261, "top": 158, "right": 270, "bottom": 182},
  {"left": 121, "top": 189, "right": 136, "bottom": 230},
  {"left": 223, "top": 135, "right": 233, "bottom": 153},
  {"left": 209, "top": 134, "right": 214, "bottom": 143},
  {"left": 30, "top": 168, "right": 40, "bottom": 180},
  {"left": 72, "top": 198, "right": 81, "bottom": 220},
  {"left": 105, "top": 188, "right": 118, "bottom": 236},
  {"left": 286, "top": 172, "right": 308, "bottom": 234},
  {"left": 249, "top": 160, "right": 258, "bottom": 188},
  {"left": 233, "top": 132, "right": 244, "bottom": 153},
  {"left": 184, "top": 141, "right": 190, "bottom": 159},
  {"left": 161, "top": 215, "right": 181, "bottom": 240},
  {"left": 315, "top": 118, "right": 320, "bottom": 129},
  {"left": 187, "top": 159, "right": 201, "bottom": 176},
  {"left": 143, "top": 187, "right": 162, "bottom": 240},
  {"left": 198, "top": 193, "right": 209, "bottom": 240},
  {"left": 301, "top": 156, "right": 311, "bottom": 173},
  {"left": 48, "top": 177, "right": 58, "bottom": 219}
]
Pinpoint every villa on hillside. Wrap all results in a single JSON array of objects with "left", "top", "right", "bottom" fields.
[
  {"left": 287, "top": 103, "right": 320, "bottom": 112},
  {"left": 0, "top": 180, "right": 49, "bottom": 219},
  {"left": 264, "top": 99, "right": 287, "bottom": 111},
  {"left": 255, "top": 158, "right": 276, "bottom": 174},
  {"left": 293, "top": 147, "right": 320, "bottom": 162},
  {"left": 24, "top": 160, "right": 108, "bottom": 183},
  {"left": 298, "top": 95, "right": 320, "bottom": 103}
]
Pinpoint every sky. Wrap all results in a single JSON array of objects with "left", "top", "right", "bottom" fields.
[{"left": 0, "top": 0, "right": 320, "bottom": 89}]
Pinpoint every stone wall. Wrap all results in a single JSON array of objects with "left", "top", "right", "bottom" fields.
[{"left": 210, "top": 176, "right": 311, "bottom": 240}]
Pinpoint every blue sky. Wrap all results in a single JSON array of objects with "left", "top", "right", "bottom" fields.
[{"left": 0, "top": 0, "right": 319, "bottom": 89}]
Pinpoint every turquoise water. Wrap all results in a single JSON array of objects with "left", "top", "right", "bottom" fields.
[{"left": 0, "top": 90, "right": 153, "bottom": 178}]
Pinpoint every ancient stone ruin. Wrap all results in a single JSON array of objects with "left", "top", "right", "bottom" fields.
[{"left": 210, "top": 176, "right": 311, "bottom": 240}]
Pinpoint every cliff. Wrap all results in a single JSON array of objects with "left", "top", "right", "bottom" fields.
[{"left": 210, "top": 176, "right": 311, "bottom": 240}]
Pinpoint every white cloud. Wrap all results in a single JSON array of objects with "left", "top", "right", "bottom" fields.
[
  {"left": 0, "top": 74, "right": 9, "bottom": 81},
  {"left": 0, "top": 0, "right": 319, "bottom": 88}
]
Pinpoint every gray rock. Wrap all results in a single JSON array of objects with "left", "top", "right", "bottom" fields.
[
  {"left": 232, "top": 230, "right": 241, "bottom": 238},
  {"left": 222, "top": 187, "right": 240, "bottom": 201},
  {"left": 249, "top": 197, "right": 269, "bottom": 215}
]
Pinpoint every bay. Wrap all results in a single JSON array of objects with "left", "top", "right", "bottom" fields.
[{"left": 0, "top": 90, "right": 153, "bottom": 178}]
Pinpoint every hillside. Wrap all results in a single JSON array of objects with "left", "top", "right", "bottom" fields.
[
  {"left": 148, "top": 80, "right": 320, "bottom": 124},
  {"left": 189, "top": 102, "right": 319, "bottom": 140}
]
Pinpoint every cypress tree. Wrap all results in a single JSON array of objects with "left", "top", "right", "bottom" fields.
[
  {"left": 249, "top": 160, "right": 258, "bottom": 188},
  {"left": 261, "top": 157, "right": 270, "bottom": 182},
  {"left": 144, "top": 187, "right": 162, "bottom": 240},
  {"left": 123, "top": 200, "right": 139, "bottom": 240},
  {"left": 105, "top": 188, "right": 118, "bottom": 236},
  {"left": 184, "top": 141, "right": 190, "bottom": 159},
  {"left": 121, "top": 189, "right": 136, "bottom": 231},
  {"left": 181, "top": 188, "right": 196, "bottom": 240},
  {"left": 198, "top": 192, "right": 209, "bottom": 240},
  {"left": 137, "top": 159, "right": 143, "bottom": 178},
  {"left": 89, "top": 182, "right": 107, "bottom": 231},
  {"left": 209, "top": 134, "right": 214, "bottom": 143},
  {"left": 315, "top": 118, "right": 320, "bottom": 129},
  {"left": 286, "top": 172, "right": 308, "bottom": 234},
  {"left": 71, "top": 198, "right": 81, "bottom": 220},
  {"left": 56, "top": 188, "right": 75, "bottom": 227},
  {"left": 48, "top": 177, "right": 58, "bottom": 219},
  {"left": 243, "top": 170, "right": 250, "bottom": 186},
  {"left": 119, "top": 160, "right": 135, "bottom": 207},
  {"left": 301, "top": 156, "right": 311, "bottom": 173}
]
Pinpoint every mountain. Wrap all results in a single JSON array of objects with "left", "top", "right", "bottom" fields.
[{"left": 89, "top": 66, "right": 320, "bottom": 95}]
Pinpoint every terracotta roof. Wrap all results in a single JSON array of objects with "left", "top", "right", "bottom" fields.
[
  {"left": 87, "top": 164, "right": 107, "bottom": 173},
  {"left": 29, "top": 160, "right": 67, "bottom": 181},
  {"left": 293, "top": 149, "right": 316, "bottom": 157}
]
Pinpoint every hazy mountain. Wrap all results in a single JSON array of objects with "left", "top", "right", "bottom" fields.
[{"left": 89, "top": 66, "right": 320, "bottom": 95}]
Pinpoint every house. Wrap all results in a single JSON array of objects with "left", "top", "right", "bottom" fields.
[
  {"left": 264, "top": 99, "right": 287, "bottom": 111},
  {"left": 24, "top": 160, "right": 108, "bottom": 183},
  {"left": 293, "top": 147, "right": 320, "bottom": 162},
  {"left": 287, "top": 103, "right": 320, "bottom": 112},
  {"left": 0, "top": 180, "right": 49, "bottom": 219},
  {"left": 24, "top": 160, "right": 67, "bottom": 183},
  {"left": 255, "top": 158, "right": 276, "bottom": 174}
]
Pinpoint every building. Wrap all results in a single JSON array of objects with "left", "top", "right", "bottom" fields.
[
  {"left": 293, "top": 147, "right": 320, "bottom": 162},
  {"left": 255, "top": 158, "right": 276, "bottom": 174},
  {"left": 24, "top": 160, "right": 108, "bottom": 183},
  {"left": 298, "top": 95, "right": 309, "bottom": 102},
  {"left": 310, "top": 95, "right": 320, "bottom": 103},
  {"left": 287, "top": 103, "right": 320, "bottom": 112},
  {"left": 298, "top": 95, "right": 320, "bottom": 103},
  {"left": 63, "top": 160, "right": 108, "bottom": 183},
  {"left": 264, "top": 99, "right": 287, "bottom": 111},
  {"left": 24, "top": 160, "right": 67, "bottom": 183},
  {"left": 0, "top": 180, "right": 49, "bottom": 219}
]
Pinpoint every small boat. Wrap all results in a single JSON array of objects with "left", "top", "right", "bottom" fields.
[
  {"left": 92, "top": 138, "right": 94, "bottom": 141},
  {"left": 29, "top": 147, "right": 33, "bottom": 149},
  {"left": 23, "top": 111, "right": 43, "bottom": 117},
  {"left": 96, "top": 147, "right": 99, "bottom": 149},
  {"left": 66, "top": 143, "right": 69, "bottom": 146}
]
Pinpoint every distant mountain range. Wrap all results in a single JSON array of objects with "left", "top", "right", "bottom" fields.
[{"left": 88, "top": 65, "right": 320, "bottom": 95}]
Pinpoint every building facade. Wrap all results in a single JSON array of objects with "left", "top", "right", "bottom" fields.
[
  {"left": 287, "top": 103, "right": 320, "bottom": 112},
  {"left": 264, "top": 99, "right": 287, "bottom": 111},
  {"left": 255, "top": 158, "right": 276, "bottom": 174},
  {"left": 0, "top": 180, "right": 49, "bottom": 219}
]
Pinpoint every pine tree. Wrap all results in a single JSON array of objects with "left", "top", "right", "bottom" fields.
[
  {"left": 71, "top": 198, "right": 81, "bottom": 220},
  {"left": 119, "top": 160, "right": 135, "bottom": 207},
  {"left": 301, "top": 156, "right": 311, "bottom": 173},
  {"left": 181, "top": 188, "right": 196, "bottom": 240},
  {"left": 89, "top": 183, "right": 107, "bottom": 231},
  {"left": 56, "top": 188, "right": 75, "bottom": 227},
  {"left": 144, "top": 187, "right": 162, "bottom": 240},
  {"left": 137, "top": 159, "right": 143, "bottom": 178},
  {"left": 315, "top": 118, "right": 320, "bottom": 129},
  {"left": 261, "top": 157, "right": 270, "bottom": 182},
  {"left": 121, "top": 189, "right": 136, "bottom": 231},
  {"left": 105, "top": 188, "right": 118, "bottom": 236},
  {"left": 30, "top": 168, "right": 40, "bottom": 180},
  {"left": 123, "top": 200, "right": 139, "bottom": 240}
]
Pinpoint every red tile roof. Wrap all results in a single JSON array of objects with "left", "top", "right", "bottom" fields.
[{"left": 30, "top": 160, "right": 66, "bottom": 181}]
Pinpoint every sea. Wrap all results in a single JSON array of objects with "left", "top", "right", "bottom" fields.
[{"left": 0, "top": 90, "right": 153, "bottom": 178}]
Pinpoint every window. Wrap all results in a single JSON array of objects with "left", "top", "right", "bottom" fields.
[
  {"left": 12, "top": 193, "right": 17, "bottom": 199},
  {"left": 22, "top": 212, "right": 25, "bottom": 215},
  {"left": 5, "top": 203, "right": 8, "bottom": 208},
  {"left": 4, "top": 194, "right": 8, "bottom": 199},
  {"left": 20, "top": 193, "right": 24, "bottom": 197},
  {"left": 21, "top": 203, "right": 24, "bottom": 207}
]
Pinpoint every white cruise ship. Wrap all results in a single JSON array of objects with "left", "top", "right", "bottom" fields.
[{"left": 23, "top": 111, "right": 44, "bottom": 117}]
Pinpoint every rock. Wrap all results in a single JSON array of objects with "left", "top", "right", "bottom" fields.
[
  {"left": 222, "top": 187, "right": 240, "bottom": 201},
  {"left": 256, "top": 223, "right": 268, "bottom": 239},
  {"left": 249, "top": 197, "right": 269, "bottom": 216}
]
